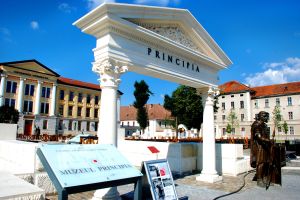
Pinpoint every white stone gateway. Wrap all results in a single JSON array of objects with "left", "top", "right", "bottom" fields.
[{"left": 73, "top": 3, "right": 232, "bottom": 199}]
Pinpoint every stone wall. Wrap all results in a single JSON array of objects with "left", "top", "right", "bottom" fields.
[{"left": 0, "top": 123, "right": 18, "bottom": 140}]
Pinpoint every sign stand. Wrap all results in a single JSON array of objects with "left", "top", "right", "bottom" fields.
[
  {"left": 37, "top": 144, "right": 143, "bottom": 200},
  {"left": 147, "top": 146, "right": 160, "bottom": 160}
]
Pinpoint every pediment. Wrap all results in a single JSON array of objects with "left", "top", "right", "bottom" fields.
[{"left": 2, "top": 60, "right": 59, "bottom": 77}]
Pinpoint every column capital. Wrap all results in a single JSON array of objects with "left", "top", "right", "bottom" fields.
[
  {"left": 19, "top": 77, "right": 26, "bottom": 81},
  {"left": 92, "top": 59, "right": 128, "bottom": 88},
  {"left": 197, "top": 86, "right": 219, "bottom": 97},
  {"left": 37, "top": 80, "right": 43, "bottom": 84},
  {"left": 1, "top": 73, "right": 7, "bottom": 78}
]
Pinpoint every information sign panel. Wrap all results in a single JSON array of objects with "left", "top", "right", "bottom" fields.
[
  {"left": 38, "top": 144, "right": 142, "bottom": 188},
  {"left": 144, "top": 159, "right": 178, "bottom": 200}
]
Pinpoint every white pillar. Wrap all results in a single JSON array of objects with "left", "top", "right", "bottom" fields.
[
  {"left": 196, "top": 87, "right": 222, "bottom": 183},
  {"left": 17, "top": 77, "right": 25, "bottom": 112},
  {"left": 50, "top": 83, "right": 57, "bottom": 116},
  {"left": 0, "top": 73, "right": 7, "bottom": 106},
  {"left": 34, "top": 80, "right": 42, "bottom": 115},
  {"left": 92, "top": 59, "right": 127, "bottom": 200}
]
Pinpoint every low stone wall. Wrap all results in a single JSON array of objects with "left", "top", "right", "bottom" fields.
[
  {"left": 119, "top": 140, "right": 251, "bottom": 176},
  {"left": 0, "top": 123, "right": 17, "bottom": 140}
]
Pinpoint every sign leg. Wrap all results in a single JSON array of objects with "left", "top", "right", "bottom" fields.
[
  {"left": 134, "top": 177, "right": 142, "bottom": 200},
  {"left": 58, "top": 189, "right": 68, "bottom": 200}
]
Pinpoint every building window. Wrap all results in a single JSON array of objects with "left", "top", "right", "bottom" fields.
[
  {"left": 288, "top": 112, "right": 293, "bottom": 120},
  {"left": 231, "top": 95, "right": 234, "bottom": 98},
  {"left": 241, "top": 114, "right": 244, "bottom": 122},
  {"left": 68, "top": 106, "right": 73, "bottom": 116},
  {"left": 231, "top": 101, "right": 235, "bottom": 109},
  {"left": 278, "top": 126, "right": 282, "bottom": 133},
  {"left": 59, "top": 90, "right": 64, "bottom": 100},
  {"left": 25, "top": 84, "right": 35, "bottom": 96},
  {"left": 86, "top": 108, "right": 90, "bottom": 117},
  {"left": 94, "top": 108, "right": 98, "bottom": 118},
  {"left": 87, "top": 94, "right": 91, "bottom": 104},
  {"left": 222, "top": 128, "right": 226, "bottom": 135},
  {"left": 240, "top": 94, "right": 244, "bottom": 97},
  {"left": 255, "top": 114, "right": 258, "bottom": 119},
  {"left": 265, "top": 99, "right": 269, "bottom": 108},
  {"left": 95, "top": 96, "right": 99, "bottom": 104},
  {"left": 69, "top": 91, "right": 74, "bottom": 101},
  {"left": 254, "top": 100, "right": 258, "bottom": 108},
  {"left": 287, "top": 97, "right": 292, "bottom": 106},
  {"left": 222, "top": 102, "right": 225, "bottom": 110},
  {"left": 77, "top": 107, "right": 82, "bottom": 117},
  {"left": 222, "top": 115, "right": 225, "bottom": 121},
  {"left": 290, "top": 127, "right": 294, "bottom": 135},
  {"left": 41, "top": 102, "right": 49, "bottom": 114},
  {"left": 59, "top": 105, "right": 64, "bottom": 115},
  {"left": 240, "top": 101, "right": 244, "bottom": 109},
  {"left": 214, "top": 115, "right": 217, "bottom": 120},
  {"left": 5, "top": 98, "right": 15, "bottom": 108},
  {"left": 42, "top": 87, "right": 50, "bottom": 98},
  {"left": 127, "top": 121, "right": 129, "bottom": 126},
  {"left": 68, "top": 120, "right": 72, "bottom": 131},
  {"left": 276, "top": 98, "right": 280, "bottom": 106},
  {"left": 232, "top": 128, "right": 235, "bottom": 134},
  {"left": 23, "top": 100, "right": 33, "bottom": 112},
  {"left": 42, "top": 120, "right": 48, "bottom": 130},
  {"left": 78, "top": 93, "right": 83, "bottom": 102},
  {"left": 6, "top": 81, "right": 17, "bottom": 93},
  {"left": 222, "top": 96, "right": 225, "bottom": 99},
  {"left": 78, "top": 121, "right": 81, "bottom": 131},
  {"left": 87, "top": 121, "right": 90, "bottom": 131},
  {"left": 95, "top": 122, "right": 98, "bottom": 131},
  {"left": 58, "top": 120, "right": 63, "bottom": 130}
]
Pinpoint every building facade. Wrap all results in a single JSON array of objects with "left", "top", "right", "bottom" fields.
[
  {"left": 120, "top": 104, "right": 174, "bottom": 138},
  {"left": 0, "top": 60, "right": 113, "bottom": 136},
  {"left": 215, "top": 81, "right": 300, "bottom": 140}
]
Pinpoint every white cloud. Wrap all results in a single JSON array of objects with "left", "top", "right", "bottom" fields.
[
  {"left": 134, "top": 0, "right": 180, "bottom": 6},
  {"left": 0, "top": 27, "right": 13, "bottom": 43},
  {"left": 58, "top": 3, "right": 76, "bottom": 13},
  {"left": 30, "top": 21, "right": 39, "bottom": 30},
  {"left": 87, "top": 0, "right": 115, "bottom": 10},
  {"left": 245, "top": 57, "right": 300, "bottom": 86}
]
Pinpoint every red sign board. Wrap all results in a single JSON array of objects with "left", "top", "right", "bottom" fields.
[{"left": 147, "top": 146, "right": 160, "bottom": 154}]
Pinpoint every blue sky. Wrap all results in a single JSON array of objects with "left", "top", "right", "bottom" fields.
[{"left": 1, "top": 0, "right": 300, "bottom": 105}]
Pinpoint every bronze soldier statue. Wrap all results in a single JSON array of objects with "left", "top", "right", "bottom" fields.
[{"left": 250, "top": 111, "right": 282, "bottom": 189}]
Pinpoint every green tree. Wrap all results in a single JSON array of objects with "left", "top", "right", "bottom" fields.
[
  {"left": 272, "top": 105, "right": 283, "bottom": 136},
  {"left": 133, "top": 80, "right": 153, "bottom": 133},
  {"left": 163, "top": 85, "right": 203, "bottom": 133},
  {"left": 227, "top": 109, "right": 239, "bottom": 135},
  {"left": 226, "top": 123, "right": 232, "bottom": 134},
  {"left": 0, "top": 105, "right": 19, "bottom": 124},
  {"left": 282, "top": 121, "right": 288, "bottom": 134}
]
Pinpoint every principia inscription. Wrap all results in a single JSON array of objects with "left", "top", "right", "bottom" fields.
[{"left": 147, "top": 47, "right": 200, "bottom": 73}]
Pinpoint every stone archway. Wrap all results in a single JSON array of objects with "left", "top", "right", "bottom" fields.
[{"left": 74, "top": 2, "right": 232, "bottom": 198}]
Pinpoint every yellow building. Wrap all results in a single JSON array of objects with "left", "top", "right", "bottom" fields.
[{"left": 0, "top": 60, "right": 119, "bottom": 136}]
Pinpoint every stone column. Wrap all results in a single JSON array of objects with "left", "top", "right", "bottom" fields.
[
  {"left": 196, "top": 87, "right": 222, "bottom": 183},
  {"left": 50, "top": 83, "right": 57, "bottom": 116},
  {"left": 0, "top": 73, "right": 7, "bottom": 106},
  {"left": 34, "top": 80, "right": 42, "bottom": 115},
  {"left": 17, "top": 77, "right": 26, "bottom": 113},
  {"left": 92, "top": 59, "right": 127, "bottom": 200}
]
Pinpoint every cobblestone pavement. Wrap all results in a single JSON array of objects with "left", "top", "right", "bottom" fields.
[{"left": 46, "top": 171, "right": 300, "bottom": 200}]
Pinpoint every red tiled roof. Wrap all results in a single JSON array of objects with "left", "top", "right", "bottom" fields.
[
  {"left": 58, "top": 77, "right": 101, "bottom": 91},
  {"left": 120, "top": 104, "right": 173, "bottom": 121},
  {"left": 219, "top": 81, "right": 251, "bottom": 94},
  {"left": 252, "top": 81, "right": 300, "bottom": 98}
]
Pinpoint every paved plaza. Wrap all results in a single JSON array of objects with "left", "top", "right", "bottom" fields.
[{"left": 46, "top": 170, "right": 300, "bottom": 200}]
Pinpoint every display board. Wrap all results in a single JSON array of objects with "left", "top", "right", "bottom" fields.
[
  {"left": 143, "top": 159, "right": 178, "bottom": 200},
  {"left": 37, "top": 144, "right": 143, "bottom": 200}
]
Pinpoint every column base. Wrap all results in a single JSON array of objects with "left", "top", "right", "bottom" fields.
[
  {"left": 196, "top": 173, "right": 222, "bottom": 183},
  {"left": 92, "top": 187, "right": 120, "bottom": 200}
]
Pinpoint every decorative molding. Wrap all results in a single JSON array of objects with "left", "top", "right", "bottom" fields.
[
  {"left": 136, "top": 23, "right": 204, "bottom": 54},
  {"left": 92, "top": 59, "right": 128, "bottom": 88}
]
